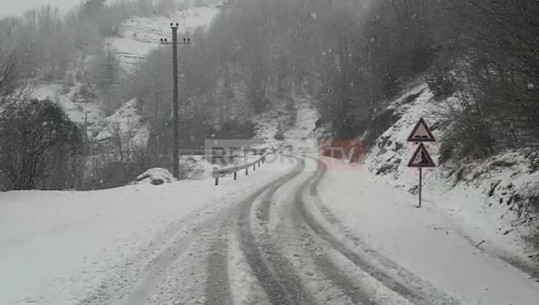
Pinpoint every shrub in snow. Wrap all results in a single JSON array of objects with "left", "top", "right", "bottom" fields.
[
  {"left": 427, "top": 71, "right": 456, "bottom": 98},
  {"left": 0, "top": 99, "right": 84, "bottom": 190},
  {"left": 286, "top": 97, "right": 297, "bottom": 126},
  {"left": 439, "top": 112, "right": 494, "bottom": 162},
  {"left": 363, "top": 108, "right": 402, "bottom": 151},
  {"left": 135, "top": 168, "right": 175, "bottom": 185},
  {"left": 92, "top": 161, "right": 143, "bottom": 190},
  {"left": 274, "top": 123, "right": 285, "bottom": 140},
  {"left": 75, "top": 84, "right": 97, "bottom": 101},
  {"left": 217, "top": 119, "right": 257, "bottom": 139}
]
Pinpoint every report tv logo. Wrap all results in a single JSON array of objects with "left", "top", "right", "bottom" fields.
[{"left": 318, "top": 140, "right": 362, "bottom": 170}]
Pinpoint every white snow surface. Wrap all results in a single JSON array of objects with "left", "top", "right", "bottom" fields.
[
  {"left": 181, "top": 155, "right": 215, "bottom": 180},
  {"left": 315, "top": 158, "right": 539, "bottom": 305},
  {"left": 0, "top": 156, "right": 294, "bottom": 305}
]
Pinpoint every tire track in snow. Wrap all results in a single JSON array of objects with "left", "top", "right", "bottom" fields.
[
  {"left": 79, "top": 155, "right": 304, "bottom": 305},
  {"left": 237, "top": 157, "right": 317, "bottom": 305},
  {"left": 277, "top": 157, "right": 374, "bottom": 305},
  {"left": 311, "top": 253, "right": 375, "bottom": 305},
  {"left": 77, "top": 205, "right": 232, "bottom": 305},
  {"left": 205, "top": 227, "right": 233, "bottom": 305},
  {"left": 125, "top": 212, "right": 236, "bottom": 305},
  {"left": 245, "top": 156, "right": 375, "bottom": 305},
  {"left": 205, "top": 155, "right": 306, "bottom": 305},
  {"left": 297, "top": 157, "right": 461, "bottom": 305}
]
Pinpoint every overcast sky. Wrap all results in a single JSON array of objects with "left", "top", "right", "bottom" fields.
[{"left": 0, "top": 0, "right": 86, "bottom": 19}]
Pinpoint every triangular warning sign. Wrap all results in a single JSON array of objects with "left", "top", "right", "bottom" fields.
[
  {"left": 407, "top": 118, "right": 435, "bottom": 142},
  {"left": 408, "top": 143, "right": 436, "bottom": 168}
]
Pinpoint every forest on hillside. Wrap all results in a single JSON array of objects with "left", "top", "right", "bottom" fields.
[
  {"left": 0, "top": 0, "right": 204, "bottom": 190},
  {"left": 0, "top": 0, "right": 537, "bottom": 190},
  {"left": 132, "top": 0, "right": 538, "bottom": 158}
]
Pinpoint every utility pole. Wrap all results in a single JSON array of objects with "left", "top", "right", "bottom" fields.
[{"left": 160, "top": 23, "right": 190, "bottom": 178}]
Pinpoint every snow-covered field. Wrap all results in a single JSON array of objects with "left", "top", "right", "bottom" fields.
[{"left": 0, "top": 157, "right": 295, "bottom": 305}]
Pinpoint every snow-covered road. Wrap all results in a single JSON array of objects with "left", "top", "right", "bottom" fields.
[
  {"left": 2, "top": 154, "right": 539, "bottom": 304},
  {"left": 0, "top": 158, "right": 295, "bottom": 305}
]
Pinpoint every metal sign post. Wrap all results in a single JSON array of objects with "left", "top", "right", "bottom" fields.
[
  {"left": 407, "top": 119, "right": 436, "bottom": 208},
  {"left": 419, "top": 167, "right": 422, "bottom": 208}
]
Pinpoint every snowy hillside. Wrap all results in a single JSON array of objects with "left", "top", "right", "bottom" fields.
[
  {"left": 107, "top": 6, "right": 221, "bottom": 69},
  {"left": 32, "top": 83, "right": 104, "bottom": 124},
  {"left": 32, "top": 83, "right": 150, "bottom": 150},
  {"left": 93, "top": 99, "right": 150, "bottom": 146},
  {"left": 363, "top": 83, "right": 539, "bottom": 273},
  {"left": 254, "top": 96, "right": 318, "bottom": 154},
  {"left": 31, "top": 5, "right": 221, "bottom": 152}
]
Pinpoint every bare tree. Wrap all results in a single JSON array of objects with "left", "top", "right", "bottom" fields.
[{"left": 0, "top": 49, "right": 32, "bottom": 125}]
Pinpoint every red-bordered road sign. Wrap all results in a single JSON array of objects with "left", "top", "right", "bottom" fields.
[
  {"left": 408, "top": 143, "right": 436, "bottom": 168},
  {"left": 407, "top": 118, "right": 435, "bottom": 142}
]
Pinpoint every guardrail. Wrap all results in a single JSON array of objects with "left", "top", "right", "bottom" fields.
[{"left": 212, "top": 151, "right": 268, "bottom": 185}]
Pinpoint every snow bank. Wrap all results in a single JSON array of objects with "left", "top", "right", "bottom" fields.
[
  {"left": 134, "top": 168, "right": 175, "bottom": 185},
  {"left": 181, "top": 156, "right": 215, "bottom": 180},
  {"left": 315, "top": 157, "right": 539, "bottom": 305},
  {"left": 363, "top": 83, "right": 539, "bottom": 272}
]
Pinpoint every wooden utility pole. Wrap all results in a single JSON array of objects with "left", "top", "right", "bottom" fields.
[{"left": 160, "top": 23, "right": 190, "bottom": 178}]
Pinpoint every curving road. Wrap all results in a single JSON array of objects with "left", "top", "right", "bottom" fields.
[{"left": 79, "top": 155, "right": 461, "bottom": 305}]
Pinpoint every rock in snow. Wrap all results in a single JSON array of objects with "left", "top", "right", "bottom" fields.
[{"left": 135, "top": 168, "right": 175, "bottom": 185}]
